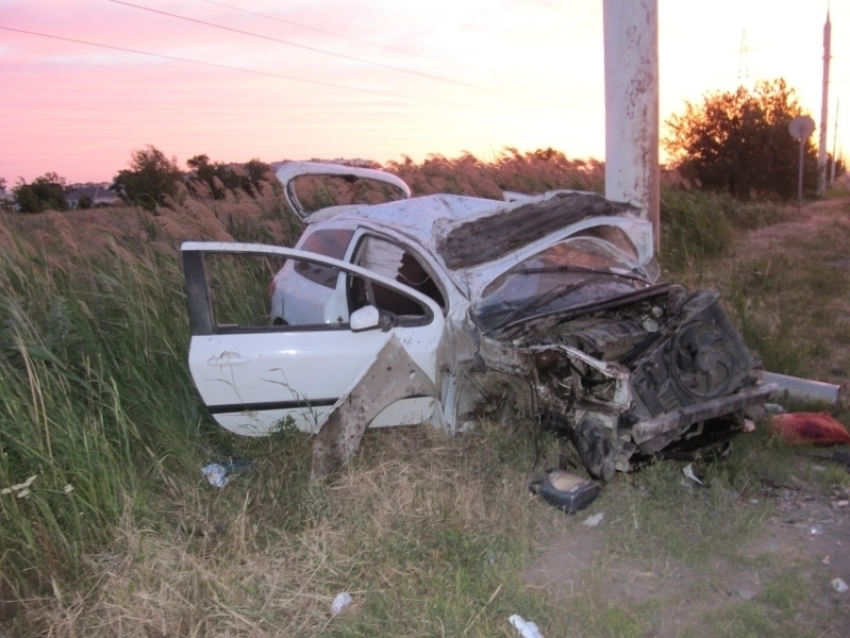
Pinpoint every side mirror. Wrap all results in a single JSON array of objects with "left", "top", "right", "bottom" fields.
[{"left": 350, "top": 305, "right": 380, "bottom": 331}]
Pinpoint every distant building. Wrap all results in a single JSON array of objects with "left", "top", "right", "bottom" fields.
[
  {"left": 0, "top": 186, "right": 13, "bottom": 211},
  {"left": 66, "top": 183, "right": 123, "bottom": 209}
]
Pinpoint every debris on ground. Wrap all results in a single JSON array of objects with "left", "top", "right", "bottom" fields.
[
  {"left": 528, "top": 470, "right": 601, "bottom": 515},
  {"left": 331, "top": 592, "right": 353, "bottom": 615},
  {"left": 831, "top": 578, "right": 848, "bottom": 593},
  {"left": 583, "top": 512, "right": 605, "bottom": 527},
  {"left": 509, "top": 614, "right": 544, "bottom": 638},
  {"left": 764, "top": 403, "right": 786, "bottom": 415},
  {"left": 201, "top": 460, "right": 256, "bottom": 488},
  {"left": 733, "top": 588, "right": 758, "bottom": 600},
  {"left": 769, "top": 412, "right": 850, "bottom": 446},
  {"left": 682, "top": 463, "right": 704, "bottom": 485}
]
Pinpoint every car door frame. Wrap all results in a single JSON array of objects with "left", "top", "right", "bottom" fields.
[{"left": 182, "top": 241, "right": 446, "bottom": 435}]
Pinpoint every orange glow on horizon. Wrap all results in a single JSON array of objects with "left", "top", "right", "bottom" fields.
[{"left": 1, "top": 0, "right": 846, "bottom": 184}]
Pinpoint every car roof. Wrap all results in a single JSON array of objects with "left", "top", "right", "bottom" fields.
[{"left": 305, "top": 190, "right": 642, "bottom": 267}]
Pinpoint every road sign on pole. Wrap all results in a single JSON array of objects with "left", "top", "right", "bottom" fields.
[{"left": 789, "top": 115, "right": 816, "bottom": 213}]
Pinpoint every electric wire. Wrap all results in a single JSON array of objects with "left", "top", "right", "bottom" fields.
[
  {"left": 107, "top": 0, "right": 579, "bottom": 108},
  {"left": 525, "top": 0, "right": 601, "bottom": 33},
  {"left": 195, "top": 0, "right": 507, "bottom": 78},
  {"left": 0, "top": 25, "right": 538, "bottom": 112}
]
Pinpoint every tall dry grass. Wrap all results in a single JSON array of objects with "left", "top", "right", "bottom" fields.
[
  {"left": 386, "top": 148, "right": 604, "bottom": 199},
  {"left": 0, "top": 148, "right": 825, "bottom": 637}
]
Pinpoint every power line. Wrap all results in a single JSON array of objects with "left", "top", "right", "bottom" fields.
[
  {"left": 738, "top": 30, "right": 750, "bottom": 82},
  {"left": 108, "top": 0, "right": 578, "bottom": 108},
  {"left": 0, "top": 25, "right": 533, "bottom": 112},
  {"left": 196, "top": 0, "right": 506, "bottom": 78},
  {"left": 525, "top": 0, "right": 601, "bottom": 33}
]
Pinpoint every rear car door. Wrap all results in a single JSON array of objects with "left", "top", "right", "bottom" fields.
[{"left": 182, "top": 242, "right": 444, "bottom": 435}]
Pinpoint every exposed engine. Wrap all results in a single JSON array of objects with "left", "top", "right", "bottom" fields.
[{"left": 512, "top": 286, "right": 770, "bottom": 480}]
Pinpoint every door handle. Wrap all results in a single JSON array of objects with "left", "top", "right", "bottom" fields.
[{"left": 208, "top": 354, "right": 249, "bottom": 366}]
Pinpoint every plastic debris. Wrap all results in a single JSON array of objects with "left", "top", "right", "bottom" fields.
[
  {"left": 509, "top": 614, "right": 544, "bottom": 638},
  {"left": 13, "top": 475, "right": 37, "bottom": 491},
  {"left": 202, "top": 464, "right": 229, "bottom": 488},
  {"left": 810, "top": 526, "right": 824, "bottom": 537},
  {"left": 583, "top": 512, "right": 604, "bottom": 527},
  {"left": 770, "top": 413, "right": 850, "bottom": 446},
  {"left": 734, "top": 588, "right": 757, "bottom": 600},
  {"left": 201, "top": 460, "right": 256, "bottom": 488},
  {"left": 832, "top": 578, "right": 848, "bottom": 593},
  {"left": 331, "top": 592, "right": 353, "bottom": 615},
  {"left": 683, "top": 463, "right": 703, "bottom": 485},
  {"left": 3, "top": 475, "right": 38, "bottom": 495},
  {"left": 764, "top": 403, "right": 785, "bottom": 415},
  {"left": 528, "top": 470, "right": 601, "bottom": 515}
]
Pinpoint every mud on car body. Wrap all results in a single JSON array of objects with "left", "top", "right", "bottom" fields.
[{"left": 182, "top": 162, "right": 775, "bottom": 477}]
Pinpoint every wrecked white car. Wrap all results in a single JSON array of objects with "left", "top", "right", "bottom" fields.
[{"left": 182, "top": 162, "right": 775, "bottom": 478}]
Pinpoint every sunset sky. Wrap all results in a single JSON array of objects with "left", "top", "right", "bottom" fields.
[{"left": 1, "top": 0, "right": 847, "bottom": 184}]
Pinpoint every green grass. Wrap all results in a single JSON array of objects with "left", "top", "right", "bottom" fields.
[
  {"left": 1, "top": 185, "right": 849, "bottom": 636},
  {"left": 659, "top": 189, "right": 790, "bottom": 274},
  {"left": 0, "top": 243, "right": 203, "bottom": 595}
]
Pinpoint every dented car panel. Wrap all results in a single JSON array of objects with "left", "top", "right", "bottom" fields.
[
  {"left": 183, "top": 243, "right": 444, "bottom": 440},
  {"left": 182, "top": 163, "right": 774, "bottom": 477}
]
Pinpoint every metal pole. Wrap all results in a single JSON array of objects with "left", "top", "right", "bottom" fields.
[
  {"left": 831, "top": 97, "right": 839, "bottom": 186},
  {"left": 798, "top": 138, "right": 805, "bottom": 213},
  {"left": 818, "top": 11, "right": 831, "bottom": 196},
  {"left": 603, "top": 0, "right": 660, "bottom": 251}
]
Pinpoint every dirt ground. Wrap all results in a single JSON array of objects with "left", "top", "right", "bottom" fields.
[
  {"left": 523, "top": 195, "right": 850, "bottom": 637},
  {"left": 524, "top": 474, "right": 850, "bottom": 637}
]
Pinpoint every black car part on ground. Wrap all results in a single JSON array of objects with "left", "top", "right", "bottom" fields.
[{"left": 528, "top": 470, "right": 602, "bottom": 514}]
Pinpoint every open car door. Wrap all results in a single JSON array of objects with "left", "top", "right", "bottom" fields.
[
  {"left": 276, "top": 162, "right": 411, "bottom": 222},
  {"left": 182, "top": 242, "right": 444, "bottom": 436}
]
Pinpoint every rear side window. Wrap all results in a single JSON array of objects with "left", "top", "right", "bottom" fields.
[{"left": 295, "top": 229, "right": 354, "bottom": 288}]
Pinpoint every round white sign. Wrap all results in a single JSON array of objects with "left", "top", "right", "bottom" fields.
[{"left": 789, "top": 115, "right": 816, "bottom": 140}]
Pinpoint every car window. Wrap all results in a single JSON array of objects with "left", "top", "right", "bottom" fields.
[
  {"left": 202, "top": 252, "right": 431, "bottom": 334},
  {"left": 294, "top": 228, "right": 354, "bottom": 288},
  {"left": 572, "top": 225, "right": 640, "bottom": 262},
  {"left": 289, "top": 175, "right": 408, "bottom": 214},
  {"left": 471, "top": 238, "right": 652, "bottom": 331},
  {"left": 353, "top": 235, "right": 446, "bottom": 309}
]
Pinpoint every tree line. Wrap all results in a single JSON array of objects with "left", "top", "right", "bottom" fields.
[
  {"left": 2, "top": 146, "right": 272, "bottom": 213},
  {"left": 2, "top": 78, "right": 844, "bottom": 214}
]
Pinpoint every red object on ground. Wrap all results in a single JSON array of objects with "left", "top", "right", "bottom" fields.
[{"left": 770, "top": 412, "right": 850, "bottom": 446}]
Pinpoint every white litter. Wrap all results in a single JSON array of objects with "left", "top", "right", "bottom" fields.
[
  {"left": 331, "top": 592, "right": 353, "bottom": 615},
  {"left": 683, "top": 463, "right": 703, "bottom": 485},
  {"left": 509, "top": 614, "right": 544, "bottom": 638},
  {"left": 583, "top": 512, "right": 604, "bottom": 527},
  {"left": 832, "top": 578, "right": 849, "bottom": 593},
  {"left": 201, "top": 464, "right": 228, "bottom": 488},
  {"left": 764, "top": 403, "right": 785, "bottom": 415}
]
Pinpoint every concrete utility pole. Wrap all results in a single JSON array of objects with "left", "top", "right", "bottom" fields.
[
  {"left": 831, "top": 98, "right": 839, "bottom": 186},
  {"left": 603, "top": 0, "right": 660, "bottom": 250},
  {"left": 818, "top": 10, "right": 831, "bottom": 196}
]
